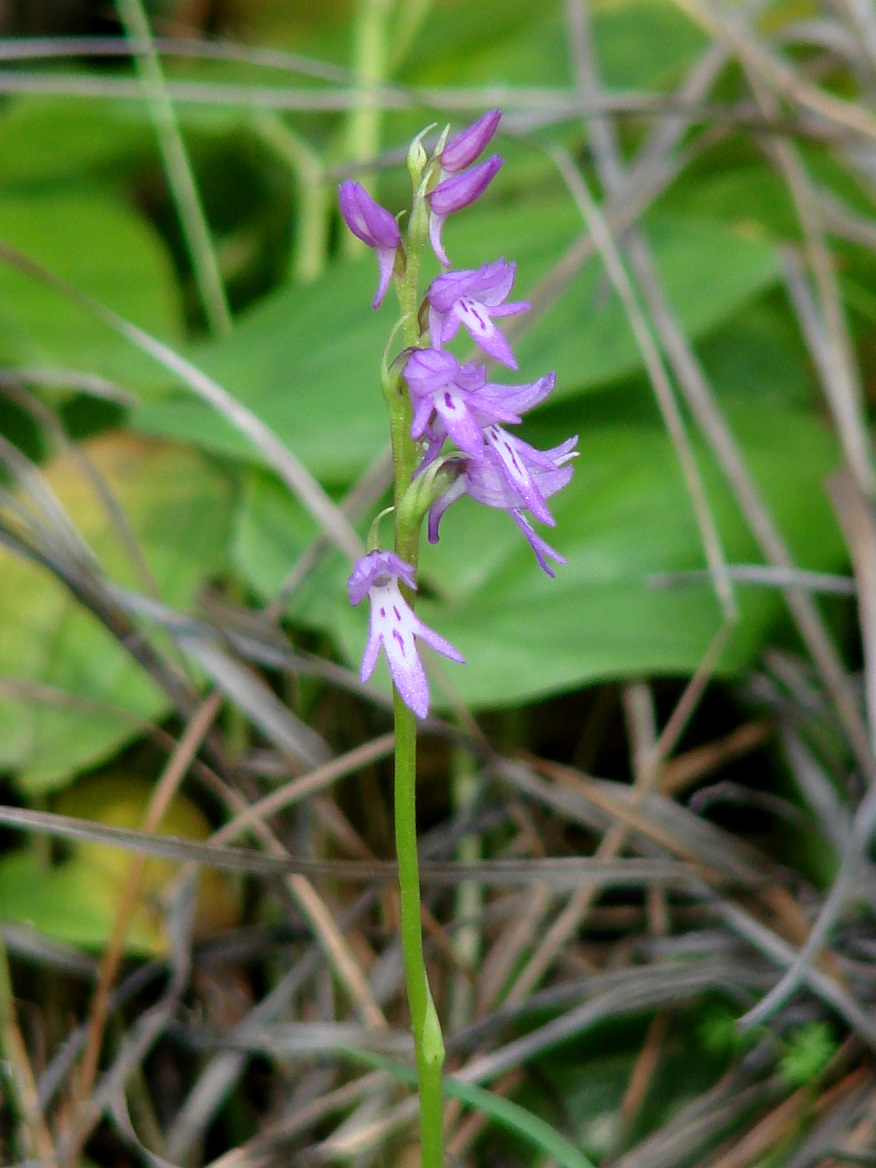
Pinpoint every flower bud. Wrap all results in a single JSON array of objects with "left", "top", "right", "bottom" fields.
[
  {"left": 398, "top": 456, "right": 464, "bottom": 532},
  {"left": 337, "top": 180, "right": 402, "bottom": 308},
  {"left": 439, "top": 109, "right": 501, "bottom": 173},
  {"left": 427, "top": 156, "right": 503, "bottom": 266},
  {"left": 338, "top": 180, "right": 400, "bottom": 250},
  {"left": 407, "top": 135, "right": 429, "bottom": 188},
  {"left": 428, "top": 155, "right": 503, "bottom": 216}
]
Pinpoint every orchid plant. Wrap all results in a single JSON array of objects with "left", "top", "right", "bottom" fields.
[{"left": 338, "top": 111, "right": 575, "bottom": 1165}]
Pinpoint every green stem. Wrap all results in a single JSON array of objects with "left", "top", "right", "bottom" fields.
[
  {"left": 393, "top": 694, "right": 445, "bottom": 1166},
  {"left": 389, "top": 180, "right": 430, "bottom": 522},
  {"left": 386, "top": 171, "right": 445, "bottom": 1166}
]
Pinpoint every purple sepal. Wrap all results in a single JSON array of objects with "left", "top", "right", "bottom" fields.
[
  {"left": 510, "top": 511, "right": 567, "bottom": 578},
  {"left": 477, "top": 372, "right": 556, "bottom": 416},
  {"left": 403, "top": 348, "right": 477, "bottom": 397},
  {"left": 467, "top": 436, "right": 578, "bottom": 513},
  {"left": 429, "top": 156, "right": 504, "bottom": 216},
  {"left": 338, "top": 180, "right": 401, "bottom": 250},
  {"left": 404, "top": 350, "right": 524, "bottom": 460}
]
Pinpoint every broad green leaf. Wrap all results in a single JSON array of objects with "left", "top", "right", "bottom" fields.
[
  {"left": 513, "top": 212, "right": 781, "bottom": 401},
  {"left": 697, "top": 296, "right": 815, "bottom": 407},
  {"left": 660, "top": 162, "right": 798, "bottom": 239},
  {"left": 411, "top": 402, "right": 845, "bottom": 707},
  {"left": 396, "top": 0, "right": 703, "bottom": 90},
  {"left": 233, "top": 467, "right": 325, "bottom": 596},
  {"left": 231, "top": 0, "right": 355, "bottom": 58},
  {"left": 0, "top": 191, "right": 184, "bottom": 386},
  {"left": 398, "top": 0, "right": 570, "bottom": 88},
  {"left": 132, "top": 206, "right": 779, "bottom": 479},
  {"left": 0, "top": 434, "right": 233, "bottom": 793},
  {"left": 0, "top": 850, "right": 168, "bottom": 953},
  {"left": 591, "top": 0, "right": 707, "bottom": 88},
  {"left": 235, "top": 399, "right": 844, "bottom": 710}
]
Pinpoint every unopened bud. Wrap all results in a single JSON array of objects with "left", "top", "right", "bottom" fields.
[{"left": 406, "top": 126, "right": 433, "bottom": 189}]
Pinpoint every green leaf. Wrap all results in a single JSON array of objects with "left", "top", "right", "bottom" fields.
[
  {"left": 591, "top": 0, "right": 707, "bottom": 88},
  {"left": 397, "top": 0, "right": 570, "bottom": 88},
  {"left": 232, "top": 467, "right": 325, "bottom": 598},
  {"left": 0, "top": 97, "right": 151, "bottom": 188},
  {"left": 417, "top": 402, "right": 844, "bottom": 707},
  {"left": 514, "top": 212, "right": 781, "bottom": 402},
  {"left": 0, "top": 191, "right": 184, "bottom": 385},
  {"left": 697, "top": 295, "right": 816, "bottom": 407},
  {"left": 132, "top": 205, "right": 780, "bottom": 479},
  {"left": 0, "top": 849, "right": 160, "bottom": 952},
  {"left": 341, "top": 1047, "right": 597, "bottom": 1168},
  {"left": 0, "top": 435, "right": 233, "bottom": 792},
  {"left": 660, "top": 163, "right": 798, "bottom": 239},
  {"left": 395, "top": 0, "right": 703, "bottom": 91}
]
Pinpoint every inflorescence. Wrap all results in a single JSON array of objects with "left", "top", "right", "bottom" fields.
[{"left": 339, "top": 110, "right": 577, "bottom": 717}]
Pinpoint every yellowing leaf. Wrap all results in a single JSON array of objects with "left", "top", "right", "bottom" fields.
[{"left": 0, "top": 774, "right": 238, "bottom": 955}]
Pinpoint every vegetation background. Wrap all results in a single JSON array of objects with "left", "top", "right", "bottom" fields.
[{"left": 1, "top": 0, "right": 875, "bottom": 1164}]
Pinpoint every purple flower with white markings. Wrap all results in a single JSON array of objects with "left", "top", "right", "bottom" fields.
[
  {"left": 479, "top": 423, "right": 564, "bottom": 525},
  {"left": 439, "top": 109, "right": 501, "bottom": 174},
  {"left": 467, "top": 435, "right": 578, "bottom": 515},
  {"left": 428, "top": 155, "right": 502, "bottom": 267},
  {"left": 405, "top": 348, "right": 558, "bottom": 472},
  {"left": 427, "top": 437, "right": 578, "bottom": 576},
  {"left": 338, "top": 180, "right": 402, "bottom": 308},
  {"left": 427, "top": 260, "right": 530, "bottom": 368},
  {"left": 404, "top": 349, "right": 522, "bottom": 459},
  {"left": 348, "top": 550, "right": 464, "bottom": 718}
]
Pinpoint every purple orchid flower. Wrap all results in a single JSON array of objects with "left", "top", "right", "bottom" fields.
[
  {"left": 427, "top": 437, "right": 578, "bottom": 576},
  {"left": 478, "top": 423, "right": 566, "bottom": 525},
  {"left": 403, "top": 349, "right": 524, "bottom": 459},
  {"left": 405, "top": 348, "right": 558, "bottom": 470},
  {"left": 428, "top": 155, "right": 503, "bottom": 267},
  {"left": 427, "top": 260, "right": 530, "bottom": 368},
  {"left": 348, "top": 550, "right": 464, "bottom": 717},
  {"left": 338, "top": 180, "right": 402, "bottom": 308},
  {"left": 439, "top": 109, "right": 501, "bottom": 174}
]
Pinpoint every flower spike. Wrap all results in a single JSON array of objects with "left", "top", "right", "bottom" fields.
[{"left": 338, "top": 180, "right": 402, "bottom": 308}]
